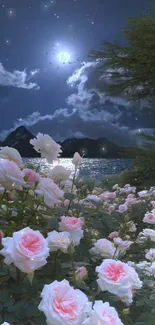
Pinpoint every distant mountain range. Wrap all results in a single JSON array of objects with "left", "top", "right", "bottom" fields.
[{"left": 0, "top": 126, "right": 144, "bottom": 158}]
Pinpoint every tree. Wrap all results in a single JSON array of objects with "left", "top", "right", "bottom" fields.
[{"left": 90, "top": 13, "right": 155, "bottom": 104}]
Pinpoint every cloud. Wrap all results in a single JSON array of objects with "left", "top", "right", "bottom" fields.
[
  {"left": 0, "top": 109, "right": 139, "bottom": 147},
  {"left": 66, "top": 61, "right": 131, "bottom": 111},
  {"left": 0, "top": 61, "right": 151, "bottom": 148},
  {"left": 0, "top": 63, "right": 40, "bottom": 90}
]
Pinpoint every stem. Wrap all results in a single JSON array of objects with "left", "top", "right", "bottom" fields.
[
  {"left": 26, "top": 203, "right": 40, "bottom": 226},
  {"left": 71, "top": 254, "right": 76, "bottom": 287},
  {"left": 53, "top": 251, "right": 58, "bottom": 278},
  {"left": 113, "top": 247, "right": 118, "bottom": 260},
  {"left": 68, "top": 168, "right": 77, "bottom": 210}
]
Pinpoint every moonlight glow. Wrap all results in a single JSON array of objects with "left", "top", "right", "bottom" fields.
[{"left": 58, "top": 52, "right": 70, "bottom": 63}]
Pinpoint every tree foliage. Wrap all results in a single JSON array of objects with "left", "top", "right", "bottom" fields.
[{"left": 90, "top": 13, "right": 155, "bottom": 103}]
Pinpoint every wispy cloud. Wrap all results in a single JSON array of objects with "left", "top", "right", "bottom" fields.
[
  {"left": 0, "top": 109, "right": 139, "bottom": 147},
  {"left": 0, "top": 63, "right": 40, "bottom": 90},
  {"left": 66, "top": 61, "right": 130, "bottom": 111},
  {"left": 0, "top": 110, "right": 75, "bottom": 140}
]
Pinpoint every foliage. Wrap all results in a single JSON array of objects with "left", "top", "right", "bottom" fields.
[{"left": 90, "top": 12, "right": 155, "bottom": 104}]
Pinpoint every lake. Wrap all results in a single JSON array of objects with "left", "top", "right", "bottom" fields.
[{"left": 23, "top": 158, "right": 134, "bottom": 182}]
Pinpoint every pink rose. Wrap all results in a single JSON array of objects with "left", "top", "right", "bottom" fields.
[
  {"left": 0, "top": 227, "right": 49, "bottom": 273},
  {"left": 108, "top": 231, "right": 119, "bottom": 239},
  {"left": 0, "top": 230, "right": 4, "bottom": 242},
  {"left": 96, "top": 259, "right": 142, "bottom": 304},
  {"left": 38, "top": 279, "right": 92, "bottom": 325},
  {"left": 83, "top": 301, "right": 124, "bottom": 325},
  {"left": 0, "top": 159, "right": 25, "bottom": 191},
  {"left": 151, "top": 201, "right": 155, "bottom": 208},
  {"left": 59, "top": 216, "right": 84, "bottom": 245},
  {"left": 125, "top": 197, "right": 138, "bottom": 205},
  {"left": 63, "top": 199, "right": 70, "bottom": 207},
  {"left": 75, "top": 266, "right": 88, "bottom": 282},
  {"left": 99, "top": 192, "right": 116, "bottom": 200},
  {"left": 143, "top": 211, "right": 155, "bottom": 224},
  {"left": 23, "top": 168, "right": 38, "bottom": 186},
  {"left": 118, "top": 204, "right": 128, "bottom": 213}
]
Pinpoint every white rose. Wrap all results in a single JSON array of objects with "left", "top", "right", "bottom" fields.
[
  {"left": 0, "top": 227, "right": 49, "bottom": 273},
  {"left": 90, "top": 239, "right": 116, "bottom": 260},
  {"left": 140, "top": 229, "right": 155, "bottom": 242},
  {"left": 113, "top": 238, "right": 133, "bottom": 255},
  {"left": 145, "top": 248, "right": 155, "bottom": 261},
  {"left": 30, "top": 133, "right": 62, "bottom": 163},
  {"left": 38, "top": 279, "right": 92, "bottom": 325},
  {"left": 86, "top": 195, "right": 101, "bottom": 202},
  {"left": 60, "top": 179, "right": 77, "bottom": 194},
  {"left": 35, "top": 177, "right": 64, "bottom": 207},
  {"left": 72, "top": 152, "right": 82, "bottom": 169},
  {"left": 0, "top": 159, "right": 25, "bottom": 191},
  {"left": 138, "top": 190, "right": 148, "bottom": 197},
  {"left": 46, "top": 230, "right": 71, "bottom": 253},
  {"left": 0, "top": 146, "right": 23, "bottom": 168},
  {"left": 127, "top": 221, "right": 137, "bottom": 232},
  {"left": 47, "top": 165, "right": 71, "bottom": 183},
  {"left": 83, "top": 301, "right": 124, "bottom": 325},
  {"left": 96, "top": 259, "right": 142, "bottom": 304}
]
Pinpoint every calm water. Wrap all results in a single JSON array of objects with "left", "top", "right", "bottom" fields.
[{"left": 23, "top": 158, "right": 134, "bottom": 182}]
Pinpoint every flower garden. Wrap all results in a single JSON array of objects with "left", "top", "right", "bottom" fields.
[{"left": 0, "top": 133, "right": 155, "bottom": 325}]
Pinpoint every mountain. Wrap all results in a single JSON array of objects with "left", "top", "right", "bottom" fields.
[
  {"left": 2, "top": 126, "right": 39, "bottom": 157},
  {"left": 0, "top": 126, "right": 143, "bottom": 158}
]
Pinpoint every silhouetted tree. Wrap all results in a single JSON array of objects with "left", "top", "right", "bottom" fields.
[{"left": 90, "top": 13, "right": 155, "bottom": 105}]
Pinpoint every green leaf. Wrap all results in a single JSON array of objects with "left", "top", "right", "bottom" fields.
[
  {"left": 0, "top": 303, "right": 3, "bottom": 312},
  {"left": 4, "top": 298, "right": 15, "bottom": 308},
  {"left": 33, "top": 313, "right": 46, "bottom": 325},
  {"left": 0, "top": 291, "right": 9, "bottom": 303},
  {"left": 0, "top": 267, "right": 8, "bottom": 276},
  {"left": 64, "top": 193, "right": 75, "bottom": 200},
  {"left": 26, "top": 302, "right": 38, "bottom": 317},
  {"left": 9, "top": 265, "right": 17, "bottom": 280},
  {"left": 7, "top": 299, "right": 26, "bottom": 313}
]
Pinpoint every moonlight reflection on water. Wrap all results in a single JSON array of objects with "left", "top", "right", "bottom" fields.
[{"left": 23, "top": 158, "right": 134, "bottom": 182}]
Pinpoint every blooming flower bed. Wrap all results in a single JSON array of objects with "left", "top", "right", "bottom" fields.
[{"left": 0, "top": 134, "right": 155, "bottom": 325}]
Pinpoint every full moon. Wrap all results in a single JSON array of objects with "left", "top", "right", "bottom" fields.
[{"left": 58, "top": 51, "right": 70, "bottom": 63}]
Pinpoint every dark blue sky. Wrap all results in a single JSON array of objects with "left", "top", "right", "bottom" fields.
[{"left": 0, "top": 0, "right": 153, "bottom": 146}]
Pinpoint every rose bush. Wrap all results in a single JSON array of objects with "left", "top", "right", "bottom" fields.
[{"left": 0, "top": 133, "right": 155, "bottom": 324}]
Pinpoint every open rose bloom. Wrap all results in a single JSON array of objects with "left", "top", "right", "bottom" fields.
[
  {"left": 96, "top": 259, "right": 142, "bottom": 304},
  {"left": 0, "top": 227, "right": 49, "bottom": 273},
  {"left": 38, "top": 279, "right": 92, "bottom": 325},
  {"left": 0, "top": 159, "right": 25, "bottom": 191},
  {"left": 30, "top": 133, "right": 62, "bottom": 163},
  {"left": 46, "top": 230, "right": 71, "bottom": 253},
  {"left": 59, "top": 216, "right": 84, "bottom": 245},
  {"left": 83, "top": 301, "right": 124, "bottom": 325}
]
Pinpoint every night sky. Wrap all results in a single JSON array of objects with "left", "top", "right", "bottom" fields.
[{"left": 0, "top": 0, "right": 153, "bottom": 146}]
